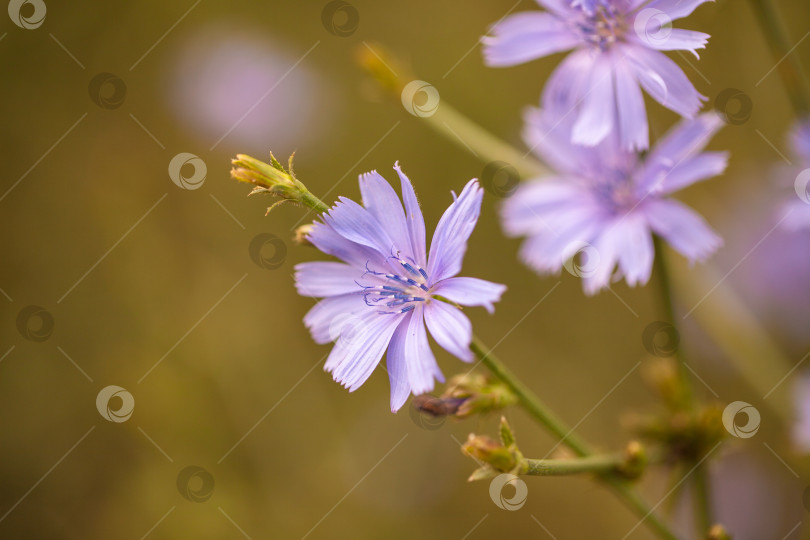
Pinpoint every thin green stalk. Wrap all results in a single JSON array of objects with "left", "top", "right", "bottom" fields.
[
  {"left": 693, "top": 465, "right": 713, "bottom": 535},
  {"left": 470, "top": 336, "right": 678, "bottom": 540},
  {"left": 424, "top": 101, "right": 548, "bottom": 179},
  {"left": 470, "top": 337, "right": 591, "bottom": 457},
  {"left": 526, "top": 454, "right": 624, "bottom": 476},
  {"left": 653, "top": 237, "right": 713, "bottom": 537},
  {"left": 652, "top": 236, "right": 695, "bottom": 411},
  {"left": 358, "top": 42, "right": 548, "bottom": 179},
  {"left": 748, "top": 0, "right": 810, "bottom": 116}
]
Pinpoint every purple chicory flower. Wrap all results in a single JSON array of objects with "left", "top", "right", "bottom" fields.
[
  {"left": 501, "top": 107, "right": 726, "bottom": 294},
  {"left": 295, "top": 164, "right": 506, "bottom": 412},
  {"left": 482, "top": 0, "right": 712, "bottom": 150},
  {"left": 781, "top": 118, "right": 810, "bottom": 230}
]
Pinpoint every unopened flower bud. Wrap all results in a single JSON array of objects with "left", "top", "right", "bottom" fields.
[
  {"left": 442, "top": 373, "right": 518, "bottom": 418},
  {"left": 231, "top": 153, "right": 330, "bottom": 214},
  {"left": 462, "top": 434, "right": 521, "bottom": 473}
]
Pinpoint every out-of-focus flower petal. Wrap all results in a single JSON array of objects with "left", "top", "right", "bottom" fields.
[
  {"left": 659, "top": 151, "right": 729, "bottom": 194},
  {"left": 641, "top": 29, "right": 709, "bottom": 58},
  {"left": 629, "top": 47, "right": 706, "bottom": 118},
  {"left": 572, "top": 53, "right": 616, "bottom": 146},
  {"left": 483, "top": 12, "right": 579, "bottom": 67},
  {"left": 643, "top": 199, "right": 723, "bottom": 261},
  {"left": 615, "top": 59, "right": 649, "bottom": 151},
  {"left": 614, "top": 214, "right": 655, "bottom": 287}
]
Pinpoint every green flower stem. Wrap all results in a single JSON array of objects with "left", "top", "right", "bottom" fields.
[
  {"left": 470, "top": 336, "right": 591, "bottom": 457},
  {"left": 748, "top": 0, "right": 810, "bottom": 115},
  {"left": 357, "top": 42, "right": 548, "bottom": 179},
  {"left": 668, "top": 257, "right": 793, "bottom": 421},
  {"left": 424, "top": 102, "right": 548, "bottom": 179},
  {"left": 653, "top": 236, "right": 713, "bottom": 536},
  {"left": 470, "top": 336, "right": 678, "bottom": 540},
  {"left": 693, "top": 464, "right": 713, "bottom": 535},
  {"left": 525, "top": 454, "right": 625, "bottom": 476},
  {"left": 652, "top": 236, "right": 696, "bottom": 411}
]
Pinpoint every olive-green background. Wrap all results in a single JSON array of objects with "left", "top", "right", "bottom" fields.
[{"left": 1, "top": 1, "right": 809, "bottom": 538}]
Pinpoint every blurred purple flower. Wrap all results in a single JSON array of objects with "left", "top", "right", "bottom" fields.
[
  {"left": 502, "top": 108, "right": 726, "bottom": 294},
  {"left": 482, "top": 0, "right": 711, "bottom": 150},
  {"left": 167, "top": 28, "right": 334, "bottom": 152},
  {"left": 781, "top": 117, "right": 810, "bottom": 230},
  {"left": 295, "top": 164, "right": 506, "bottom": 412}
]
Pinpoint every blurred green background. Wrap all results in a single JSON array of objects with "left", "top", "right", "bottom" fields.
[{"left": 2, "top": 1, "right": 810, "bottom": 538}]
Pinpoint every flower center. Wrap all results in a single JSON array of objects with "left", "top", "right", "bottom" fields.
[
  {"left": 571, "top": 0, "right": 627, "bottom": 50},
  {"left": 592, "top": 169, "right": 639, "bottom": 213},
  {"left": 359, "top": 253, "right": 431, "bottom": 314}
]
